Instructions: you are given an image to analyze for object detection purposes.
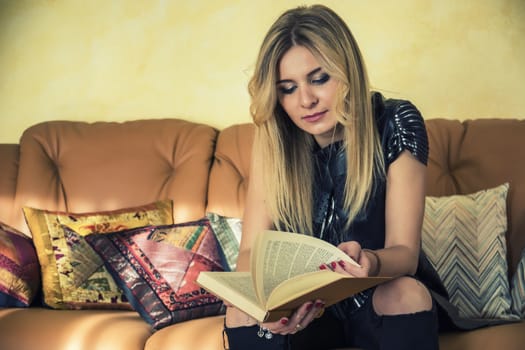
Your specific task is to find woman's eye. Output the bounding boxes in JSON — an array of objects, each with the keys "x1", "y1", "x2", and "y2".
[
  {"x1": 311, "y1": 73, "x2": 330, "y2": 85},
  {"x1": 278, "y1": 85, "x2": 297, "y2": 95}
]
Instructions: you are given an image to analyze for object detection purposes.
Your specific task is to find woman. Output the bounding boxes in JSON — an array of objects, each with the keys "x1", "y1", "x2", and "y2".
[{"x1": 224, "y1": 4, "x2": 442, "y2": 349}]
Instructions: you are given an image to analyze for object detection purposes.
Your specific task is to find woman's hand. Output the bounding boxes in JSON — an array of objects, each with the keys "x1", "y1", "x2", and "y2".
[
  {"x1": 227, "y1": 241, "x2": 377, "y2": 335},
  {"x1": 320, "y1": 241, "x2": 374, "y2": 278},
  {"x1": 261, "y1": 299, "x2": 325, "y2": 335},
  {"x1": 226, "y1": 300, "x2": 325, "y2": 335}
]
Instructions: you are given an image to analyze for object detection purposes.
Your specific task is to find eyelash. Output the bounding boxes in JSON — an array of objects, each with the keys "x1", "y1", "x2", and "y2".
[
  {"x1": 313, "y1": 73, "x2": 330, "y2": 85},
  {"x1": 278, "y1": 73, "x2": 330, "y2": 95}
]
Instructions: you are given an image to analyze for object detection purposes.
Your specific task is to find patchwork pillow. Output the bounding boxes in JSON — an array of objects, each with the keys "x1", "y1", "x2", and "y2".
[
  {"x1": 0, "y1": 222, "x2": 41, "y2": 307},
  {"x1": 22, "y1": 199, "x2": 173, "y2": 309},
  {"x1": 84, "y1": 219, "x2": 225, "y2": 329},
  {"x1": 510, "y1": 248, "x2": 525, "y2": 318},
  {"x1": 206, "y1": 212, "x2": 242, "y2": 271},
  {"x1": 422, "y1": 183, "x2": 518, "y2": 319}
]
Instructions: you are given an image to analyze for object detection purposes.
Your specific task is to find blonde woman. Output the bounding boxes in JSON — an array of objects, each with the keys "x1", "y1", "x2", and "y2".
[{"x1": 225, "y1": 4, "x2": 446, "y2": 349}]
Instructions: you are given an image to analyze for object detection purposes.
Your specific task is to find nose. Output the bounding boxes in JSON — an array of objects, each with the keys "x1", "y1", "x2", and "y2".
[{"x1": 299, "y1": 86, "x2": 318, "y2": 108}]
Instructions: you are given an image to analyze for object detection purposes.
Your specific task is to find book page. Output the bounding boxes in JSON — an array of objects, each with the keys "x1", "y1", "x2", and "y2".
[
  {"x1": 252, "y1": 230, "x2": 359, "y2": 304},
  {"x1": 196, "y1": 271, "x2": 267, "y2": 321},
  {"x1": 265, "y1": 271, "x2": 390, "y2": 320}
]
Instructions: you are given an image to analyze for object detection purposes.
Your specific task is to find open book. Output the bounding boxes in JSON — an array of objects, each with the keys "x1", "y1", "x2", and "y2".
[{"x1": 197, "y1": 230, "x2": 390, "y2": 322}]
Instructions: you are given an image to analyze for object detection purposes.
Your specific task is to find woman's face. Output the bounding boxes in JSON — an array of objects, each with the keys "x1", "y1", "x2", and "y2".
[{"x1": 277, "y1": 45, "x2": 342, "y2": 148}]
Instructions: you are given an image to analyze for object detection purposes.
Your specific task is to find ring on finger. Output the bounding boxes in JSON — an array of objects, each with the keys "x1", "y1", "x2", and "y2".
[{"x1": 295, "y1": 323, "x2": 302, "y2": 331}]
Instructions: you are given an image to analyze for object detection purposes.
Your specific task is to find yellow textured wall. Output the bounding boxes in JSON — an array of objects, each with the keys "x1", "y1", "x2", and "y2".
[{"x1": 0, "y1": 0, "x2": 524, "y2": 143}]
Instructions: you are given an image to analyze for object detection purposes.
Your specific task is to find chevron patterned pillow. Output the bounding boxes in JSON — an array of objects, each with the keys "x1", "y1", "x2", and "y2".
[
  {"x1": 422, "y1": 183, "x2": 519, "y2": 320},
  {"x1": 510, "y1": 248, "x2": 525, "y2": 318}
]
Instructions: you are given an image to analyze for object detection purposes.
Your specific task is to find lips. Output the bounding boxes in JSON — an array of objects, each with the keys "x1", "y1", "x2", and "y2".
[{"x1": 302, "y1": 110, "x2": 328, "y2": 123}]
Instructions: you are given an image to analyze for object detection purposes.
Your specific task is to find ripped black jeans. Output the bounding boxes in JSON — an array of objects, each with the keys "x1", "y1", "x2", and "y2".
[{"x1": 223, "y1": 295, "x2": 439, "y2": 350}]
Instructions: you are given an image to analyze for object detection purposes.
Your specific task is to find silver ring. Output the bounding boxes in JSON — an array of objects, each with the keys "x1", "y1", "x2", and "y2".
[{"x1": 295, "y1": 323, "x2": 302, "y2": 331}]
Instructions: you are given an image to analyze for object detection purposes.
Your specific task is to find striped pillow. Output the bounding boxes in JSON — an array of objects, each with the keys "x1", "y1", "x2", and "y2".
[
  {"x1": 422, "y1": 183, "x2": 518, "y2": 320},
  {"x1": 510, "y1": 249, "x2": 525, "y2": 318}
]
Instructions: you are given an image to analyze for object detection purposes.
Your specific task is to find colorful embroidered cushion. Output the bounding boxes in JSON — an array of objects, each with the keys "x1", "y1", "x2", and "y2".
[
  {"x1": 510, "y1": 248, "x2": 525, "y2": 318},
  {"x1": 84, "y1": 219, "x2": 225, "y2": 329},
  {"x1": 22, "y1": 199, "x2": 173, "y2": 309},
  {"x1": 206, "y1": 212, "x2": 242, "y2": 271},
  {"x1": 422, "y1": 183, "x2": 518, "y2": 319},
  {"x1": 0, "y1": 221, "x2": 41, "y2": 307}
]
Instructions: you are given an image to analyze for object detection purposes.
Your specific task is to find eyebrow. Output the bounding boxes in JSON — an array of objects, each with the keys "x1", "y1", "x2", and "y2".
[{"x1": 276, "y1": 67, "x2": 323, "y2": 84}]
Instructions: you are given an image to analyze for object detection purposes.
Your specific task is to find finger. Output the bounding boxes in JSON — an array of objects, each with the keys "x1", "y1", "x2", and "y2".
[
  {"x1": 344, "y1": 259, "x2": 367, "y2": 277},
  {"x1": 332, "y1": 260, "x2": 355, "y2": 275},
  {"x1": 270, "y1": 301, "x2": 313, "y2": 335},
  {"x1": 337, "y1": 258, "x2": 370, "y2": 277},
  {"x1": 289, "y1": 302, "x2": 314, "y2": 334},
  {"x1": 337, "y1": 241, "x2": 362, "y2": 263},
  {"x1": 298, "y1": 299, "x2": 325, "y2": 331},
  {"x1": 261, "y1": 318, "x2": 290, "y2": 334},
  {"x1": 264, "y1": 318, "x2": 292, "y2": 334},
  {"x1": 322, "y1": 260, "x2": 354, "y2": 276},
  {"x1": 288, "y1": 301, "x2": 313, "y2": 334},
  {"x1": 315, "y1": 306, "x2": 325, "y2": 319},
  {"x1": 356, "y1": 250, "x2": 375, "y2": 277},
  {"x1": 264, "y1": 299, "x2": 327, "y2": 335}
]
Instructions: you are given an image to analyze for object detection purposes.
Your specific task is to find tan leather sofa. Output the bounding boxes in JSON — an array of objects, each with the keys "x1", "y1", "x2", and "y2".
[{"x1": 0, "y1": 118, "x2": 524, "y2": 350}]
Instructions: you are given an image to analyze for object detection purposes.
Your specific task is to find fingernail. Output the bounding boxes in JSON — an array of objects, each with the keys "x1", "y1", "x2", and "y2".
[
  {"x1": 319, "y1": 264, "x2": 327, "y2": 270},
  {"x1": 306, "y1": 302, "x2": 314, "y2": 311},
  {"x1": 315, "y1": 301, "x2": 325, "y2": 308},
  {"x1": 330, "y1": 261, "x2": 337, "y2": 269},
  {"x1": 280, "y1": 318, "x2": 289, "y2": 325},
  {"x1": 338, "y1": 260, "x2": 345, "y2": 268}
]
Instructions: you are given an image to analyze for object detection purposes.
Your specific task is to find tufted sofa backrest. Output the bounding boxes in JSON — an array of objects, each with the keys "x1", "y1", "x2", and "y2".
[
  {"x1": 11, "y1": 119, "x2": 218, "y2": 235},
  {"x1": 2, "y1": 118, "x2": 524, "y2": 274},
  {"x1": 206, "y1": 124, "x2": 254, "y2": 219},
  {"x1": 425, "y1": 118, "x2": 525, "y2": 273},
  {"x1": 207, "y1": 119, "x2": 525, "y2": 274}
]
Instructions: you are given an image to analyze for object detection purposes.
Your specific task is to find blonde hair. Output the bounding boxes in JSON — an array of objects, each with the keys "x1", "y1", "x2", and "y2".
[{"x1": 249, "y1": 5, "x2": 385, "y2": 235}]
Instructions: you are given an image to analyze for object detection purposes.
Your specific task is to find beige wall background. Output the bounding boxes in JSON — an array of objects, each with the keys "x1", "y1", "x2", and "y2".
[{"x1": 0, "y1": 0, "x2": 524, "y2": 143}]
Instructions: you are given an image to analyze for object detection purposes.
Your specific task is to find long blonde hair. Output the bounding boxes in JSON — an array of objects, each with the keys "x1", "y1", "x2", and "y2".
[{"x1": 248, "y1": 5, "x2": 385, "y2": 235}]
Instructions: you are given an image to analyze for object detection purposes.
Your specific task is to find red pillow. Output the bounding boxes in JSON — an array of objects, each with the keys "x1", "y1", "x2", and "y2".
[
  {"x1": 0, "y1": 222, "x2": 41, "y2": 307},
  {"x1": 83, "y1": 218, "x2": 225, "y2": 329}
]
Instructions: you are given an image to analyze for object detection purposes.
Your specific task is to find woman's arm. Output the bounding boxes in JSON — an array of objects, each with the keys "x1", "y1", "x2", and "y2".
[
  {"x1": 227, "y1": 145, "x2": 324, "y2": 334},
  {"x1": 380, "y1": 149, "x2": 426, "y2": 276},
  {"x1": 225, "y1": 145, "x2": 273, "y2": 327},
  {"x1": 337, "y1": 150, "x2": 426, "y2": 277},
  {"x1": 235, "y1": 146, "x2": 274, "y2": 272}
]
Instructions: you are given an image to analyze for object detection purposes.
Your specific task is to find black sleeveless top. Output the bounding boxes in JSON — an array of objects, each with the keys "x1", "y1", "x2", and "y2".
[
  {"x1": 310, "y1": 93, "x2": 512, "y2": 330},
  {"x1": 311, "y1": 93, "x2": 454, "y2": 321},
  {"x1": 312, "y1": 92, "x2": 429, "y2": 250}
]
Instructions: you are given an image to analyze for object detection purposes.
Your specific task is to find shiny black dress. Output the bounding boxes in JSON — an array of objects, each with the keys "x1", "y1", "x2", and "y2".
[{"x1": 311, "y1": 93, "x2": 502, "y2": 330}]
